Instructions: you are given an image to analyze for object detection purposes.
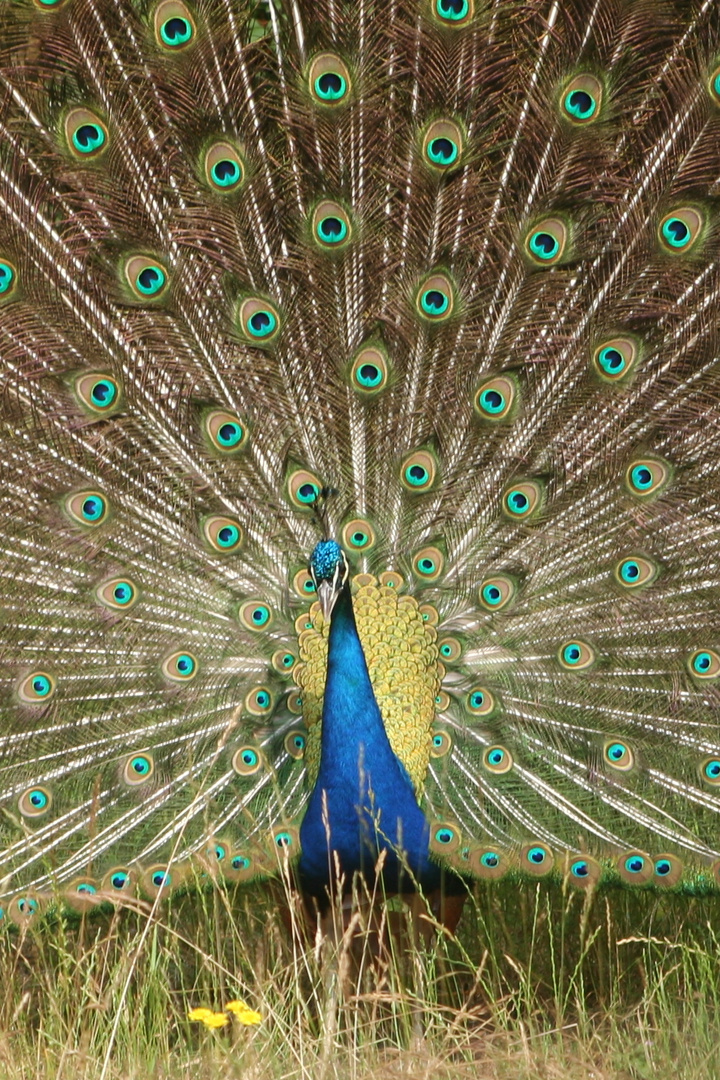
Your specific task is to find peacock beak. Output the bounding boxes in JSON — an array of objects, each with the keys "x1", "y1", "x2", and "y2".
[{"x1": 316, "y1": 579, "x2": 341, "y2": 622}]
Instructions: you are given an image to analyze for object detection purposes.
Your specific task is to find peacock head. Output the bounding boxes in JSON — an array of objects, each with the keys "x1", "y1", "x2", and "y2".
[{"x1": 309, "y1": 539, "x2": 348, "y2": 620}]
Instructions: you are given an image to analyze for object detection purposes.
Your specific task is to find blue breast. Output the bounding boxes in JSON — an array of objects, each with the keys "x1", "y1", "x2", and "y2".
[{"x1": 298, "y1": 584, "x2": 439, "y2": 895}]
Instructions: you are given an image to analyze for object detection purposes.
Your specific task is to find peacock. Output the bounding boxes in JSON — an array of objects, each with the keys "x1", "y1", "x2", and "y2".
[{"x1": 2, "y1": 0, "x2": 720, "y2": 933}]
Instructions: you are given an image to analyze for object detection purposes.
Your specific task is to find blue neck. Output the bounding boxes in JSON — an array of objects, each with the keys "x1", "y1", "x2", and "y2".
[{"x1": 298, "y1": 583, "x2": 436, "y2": 894}]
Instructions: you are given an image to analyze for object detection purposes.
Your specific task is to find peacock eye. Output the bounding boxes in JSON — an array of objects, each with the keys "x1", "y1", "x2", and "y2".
[
  {"x1": 350, "y1": 346, "x2": 389, "y2": 395},
  {"x1": 430, "y1": 731, "x2": 452, "y2": 757},
  {"x1": 483, "y1": 745, "x2": 513, "y2": 774},
  {"x1": 603, "y1": 739, "x2": 635, "y2": 771},
  {"x1": 412, "y1": 546, "x2": 444, "y2": 581},
  {"x1": 478, "y1": 574, "x2": 516, "y2": 611},
  {"x1": 202, "y1": 515, "x2": 244, "y2": 554},
  {"x1": 161, "y1": 651, "x2": 198, "y2": 682},
  {"x1": 342, "y1": 517, "x2": 377, "y2": 551},
  {"x1": 308, "y1": 53, "x2": 351, "y2": 106},
  {"x1": 688, "y1": 648, "x2": 720, "y2": 680},
  {"x1": 313, "y1": 201, "x2": 351, "y2": 248},
  {"x1": 433, "y1": 0, "x2": 473, "y2": 25},
  {"x1": 123, "y1": 754, "x2": 154, "y2": 786},
  {"x1": 400, "y1": 450, "x2": 437, "y2": 492},
  {"x1": 625, "y1": 457, "x2": 670, "y2": 498},
  {"x1": 0, "y1": 259, "x2": 17, "y2": 297},
  {"x1": 525, "y1": 218, "x2": 568, "y2": 264},
  {"x1": 437, "y1": 637, "x2": 462, "y2": 662},
  {"x1": 474, "y1": 375, "x2": 517, "y2": 421},
  {"x1": 18, "y1": 787, "x2": 52, "y2": 818},
  {"x1": 658, "y1": 207, "x2": 704, "y2": 253},
  {"x1": 233, "y1": 746, "x2": 262, "y2": 775},
  {"x1": 75, "y1": 373, "x2": 121, "y2": 415},
  {"x1": 422, "y1": 119, "x2": 463, "y2": 170},
  {"x1": 245, "y1": 686, "x2": 273, "y2": 715},
  {"x1": 502, "y1": 480, "x2": 542, "y2": 520},
  {"x1": 467, "y1": 687, "x2": 494, "y2": 716},
  {"x1": 287, "y1": 468, "x2": 323, "y2": 510},
  {"x1": 558, "y1": 639, "x2": 595, "y2": 670},
  {"x1": 155, "y1": 1, "x2": 196, "y2": 49},
  {"x1": 593, "y1": 336, "x2": 638, "y2": 382},
  {"x1": 417, "y1": 274, "x2": 454, "y2": 319},
  {"x1": 617, "y1": 852, "x2": 653, "y2": 884},
  {"x1": 429, "y1": 822, "x2": 461, "y2": 854},
  {"x1": 284, "y1": 731, "x2": 307, "y2": 759},
  {"x1": 204, "y1": 141, "x2": 245, "y2": 192},
  {"x1": 239, "y1": 601, "x2": 273, "y2": 631},
  {"x1": 204, "y1": 410, "x2": 248, "y2": 454},
  {"x1": 124, "y1": 255, "x2": 169, "y2": 300},
  {"x1": 65, "y1": 491, "x2": 109, "y2": 527},
  {"x1": 614, "y1": 556, "x2": 657, "y2": 589},
  {"x1": 561, "y1": 75, "x2": 603, "y2": 124},
  {"x1": 17, "y1": 671, "x2": 56, "y2": 704},
  {"x1": 700, "y1": 757, "x2": 720, "y2": 785},
  {"x1": 237, "y1": 297, "x2": 281, "y2": 343},
  {"x1": 65, "y1": 108, "x2": 109, "y2": 158},
  {"x1": 97, "y1": 577, "x2": 139, "y2": 611},
  {"x1": 520, "y1": 843, "x2": 554, "y2": 876}
]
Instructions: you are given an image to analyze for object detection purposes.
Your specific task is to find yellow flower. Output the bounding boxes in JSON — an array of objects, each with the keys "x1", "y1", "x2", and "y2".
[
  {"x1": 225, "y1": 999, "x2": 263, "y2": 1025},
  {"x1": 188, "y1": 1007, "x2": 229, "y2": 1028}
]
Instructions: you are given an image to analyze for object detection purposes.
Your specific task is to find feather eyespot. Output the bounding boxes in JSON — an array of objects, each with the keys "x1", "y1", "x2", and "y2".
[
  {"x1": 616, "y1": 851, "x2": 652, "y2": 885},
  {"x1": 658, "y1": 208, "x2": 704, "y2": 253},
  {"x1": 238, "y1": 601, "x2": 273, "y2": 632},
  {"x1": 161, "y1": 651, "x2": 198, "y2": 682},
  {"x1": 312, "y1": 201, "x2": 351, "y2": 248},
  {"x1": 287, "y1": 467, "x2": 323, "y2": 510},
  {"x1": 64, "y1": 108, "x2": 108, "y2": 158},
  {"x1": 122, "y1": 753, "x2": 154, "y2": 786},
  {"x1": 466, "y1": 687, "x2": 495, "y2": 716},
  {"x1": 202, "y1": 515, "x2": 244, "y2": 554},
  {"x1": 292, "y1": 568, "x2": 316, "y2": 598},
  {"x1": 272, "y1": 649, "x2": 297, "y2": 675},
  {"x1": 245, "y1": 686, "x2": 273, "y2": 716},
  {"x1": 400, "y1": 449, "x2": 437, "y2": 492},
  {"x1": 411, "y1": 546, "x2": 444, "y2": 581},
  {"x1": 614, "y1": 556, "x2": 657, "y2": 589},
  {"x1": 270, "y1": 826, "x2": 300, "y2": 854},
  {"x1": 502, "y1": 480, "x2": 542, "y2": 520},
  {"x1": 18, "y1": 787, "x2": 52, "y2": 818},
  {"x1": 416, "y1": 274, "x2": 455, "y2": 320},
  {"x1": 309, "y1": 54, "x2": 351, "y2": 106},
  {"x1": 204, "y1": 410, "x2": 247, "y2": 454},
  {"x1": 350, "y1": 346, "x2": 388, "y2": 396},
  {"x1": 75, "y1": 373, "x2": 122, "y2": 415},
  {"x1": 64, "y1": 491, "x2": 109, "y2": 527},
  {"x1": 422, "y1": 120, "x2": 463, "y2": 169},
  {"x1": 341, "y1": 518, "x2": 377, "y2": 552},
  {"x1": 479, "y1": 574, "x2": 516, "y2": 611},
  {"x1": 429, "y1": 822, "x2": 461, "y2": 854},
  {"x1": 474, "y1": 375, "x2": 517, "y2": 420},
  {"x1": 688, "y1": 648, "x2": 720, "y2": 680},
  {"x1": 603, "y1": 739, "x2": 635, "y2": 771},
  {"x1": 237, "y1": 297, "x2": 280, "y2": 343},
  {"x1": 433, "y1": 0, "x2": 473, "y2": 25},
  {"x1": 561, "y1": 75, "x2": 603, "y2": 124},
  {"x1": 652, "y1": 854, "x2": 683, "y2": 887},
  {"x1": 17, "y1": 671, "x2": 56, "y2": 704},
  {"x1": 592, "y1": 337, "x2": 638, "y2": 382},
  {"x1": 625, "y1": 457, "x2": 670, "y2": 498},
  {"x1": 124, "y1": 256, "x2": 168, "y2": 300},
  {"x1": 483, "y1": 745, "x2": 513, "y2": 775},
  {"x1": 233, "y1": 746, "x2": 262, "y2": 775},
  {"x1": 525, "y1": 218, "x2": 568, "y2": 264},
  {"x1": 558, "y1": 640, "x2": 595, "y2": 670},
  {"x1": 204, "y1": 142, "x2": 245, "y2": 192},
  {"x1": 520, "y1": 843, "x2": 554, "y2": 877},
  {"x1": 97, "y1": 577, "x2": 138, "y2": 611},
  {"x1": 700, "y1": 757, "x2": 720, "y2": 786},
  {"x1": 419, "y1": 604, "x2": 439, "y2": 626},
  {"x1": 155, "y1": 1, "x2": 195, "y2": 49},
  {"x1": 709, "y1": 65, "x2": 720, "y2": 105},
  {"x1": 102, "y1": 868, "x2": 135, "y2": 894},
  {"x1": 469, "y1": 847, "x2": 507, "y2": 880},
  {"x1": 437, "y1": 637, "x2": 462, "y2": 662},
  {"x1": 566, "y1": 856, "x2": 601, "y2": 888},
  {"x1": 430, "y1": 731, "x2": 452, "y2": 757},
  {"x1": 284, "y1": 731, "x2": 306, "y2": 759},
  {"x1": 0, "y1": 259, "x2": 17, "y2": 299}
]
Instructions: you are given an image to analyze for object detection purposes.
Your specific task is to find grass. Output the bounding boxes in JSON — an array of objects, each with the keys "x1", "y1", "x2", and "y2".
[{"x1": 1, "y1": 876, "x2": 719, "y2": 1080}]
